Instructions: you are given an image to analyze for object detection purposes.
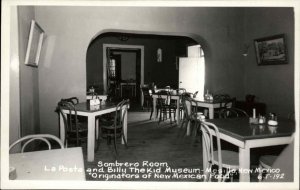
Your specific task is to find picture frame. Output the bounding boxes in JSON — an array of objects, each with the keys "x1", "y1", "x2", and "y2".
[
  {"x1": 24, "y1": 20, "x2": 45, "y2": 67},
  {"x1": 254, "y1": 34, "x2": 287, "y2": 66}
]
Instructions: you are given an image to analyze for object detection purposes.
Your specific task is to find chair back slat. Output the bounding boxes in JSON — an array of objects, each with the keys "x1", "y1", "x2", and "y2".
[
  {"x1": 112, "y1": 99, "x2": 129, "y2": 138},
  {"x1": 9, "y1": 134, "x2": 64, "y2": 153},
  {"x1": 219, "y1": 107, "x2": 249, "y2": 118},
  {"x1": 157, "y1": 90, "x2": 170, "y2": 106},
  {"x1": 56, "y1": 97, "x2": 88, "y2": 147},
  {"x1": 200, "y1": 121, "x2": 223, "y2": 182},
  {"x1": 57, "y1": 100, "x2": 78, "y2": 132},
  {"x1": 182, "y1": 96, "x2": 201, "y2": 120},
  {"x1": 21, "y1": 137, "x2": 52, "y2": 152},
  {"x1": 60, "y1": 97, "x2": 79, "y2": 105}
]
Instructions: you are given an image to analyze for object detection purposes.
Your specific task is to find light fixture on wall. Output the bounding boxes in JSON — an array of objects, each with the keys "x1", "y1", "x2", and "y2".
[
  {"x1": 118, "y1": 35, "x2": 129, "y2": 41},
  {"x1": 242, "y1": 44, "x2": 250, "y2": 57},
  {"x1": 157, "y1": 48, "x2": 162, "y2": 62}
]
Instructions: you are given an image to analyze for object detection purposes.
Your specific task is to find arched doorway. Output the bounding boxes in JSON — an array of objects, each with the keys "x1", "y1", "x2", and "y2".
[{"x1": 86, "y1": 31, "x2": 205, "y2": 106}]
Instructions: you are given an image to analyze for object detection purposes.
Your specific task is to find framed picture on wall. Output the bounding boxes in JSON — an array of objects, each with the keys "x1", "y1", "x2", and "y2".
[
  {"x1": 254, "y1": 34, "x2": 287, "y2": 66},
  {"x1": 24, "y1": 20, "x2": 45, "y2": 67}
]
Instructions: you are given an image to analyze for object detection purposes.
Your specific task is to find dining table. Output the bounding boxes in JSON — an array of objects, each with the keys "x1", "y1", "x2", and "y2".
[
  {"x1": 59, "y1": 101, "x2": 128, "y2": 162},
  {"x1": 188, "y1": 97, "x2": 229, "y2": 119},
  {"x1": 203, "y1": 117, "x2": 295, "y2": 182},
  {"x1": 9, "y1": 147, "x2": 86, "y2": 180},
  {"x1": 184, "y1": 97, "x2": 229, "y2": 135}
]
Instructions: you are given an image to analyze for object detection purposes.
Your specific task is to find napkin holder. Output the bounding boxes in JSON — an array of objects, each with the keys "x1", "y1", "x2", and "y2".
[
  {"x1": 249, "y1": 108, "x2": 259, "y2": 124},
  {"x1": 249, "y1": 117, "x2": 259, "y2": 124},
  {"x1": 89, "y1": 104, "x2": 100, "y2": 111},
  {"x1": 88, "y1": 98, "x2": 100, "y2": 106}
]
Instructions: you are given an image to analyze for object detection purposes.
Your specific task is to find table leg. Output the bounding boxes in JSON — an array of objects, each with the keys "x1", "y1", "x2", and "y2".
[
  {"x1": 87, "y1": 116, "x2": 95, "y2": 162},
  {"x1": 186, "y1": 101, "x2": 191, "y2": 136},
  {"x1": 239, "y1": 147, "x2": 251, "y2": 182},
  {"x1": 122, "y1": 108, "x2": 128, "y2": 144},
  {"x1": 209, "y1": 107, "x2": 214, "y2": 119},
  {"x1": 176, "y1": 99, "x2": 180, "y2": 125},
  {"x1": 59, "y1": 112, "x2": 66, "y2": 146},
  {"x1": 95, "y1": 118, "x2": 99, "y2": 140},
  {"x1": 153, "y1": 97, "x2": 157, "y2": 120}
]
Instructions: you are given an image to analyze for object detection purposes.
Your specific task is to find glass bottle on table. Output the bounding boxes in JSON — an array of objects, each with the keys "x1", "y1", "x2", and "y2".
[{"x1": 204, "y1": 90, "x2": 209, "y2": 101}]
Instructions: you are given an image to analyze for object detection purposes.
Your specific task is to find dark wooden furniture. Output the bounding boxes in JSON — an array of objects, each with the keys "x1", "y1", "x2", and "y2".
[
  {"x1": 235, "y1": 101, "x2": 266, "y2": 116},
  {"x1": 180, "y1": 96, "x2": 203, "y2": 137},
  {"x1": 156, "y1": 91, "x2": 177, "y2": 124},
  {"x1": 152, "y1": 92, "x2": 181, "y2": 125},
  {"x1": 56, "y1": 98, "x2": 88, "y2": 147},
  {"x1": 99, "y1": 99, "x2": 129, "y2": 159},
  {"x1": 141, "y1": 86, "x2": 152, "y2": 110},
  {"x1": 59, "y1": 101, "x2": 129, "y2": 162},
  {"x1": 218, "y1": 107, "x2": 249, "y2": 118}
]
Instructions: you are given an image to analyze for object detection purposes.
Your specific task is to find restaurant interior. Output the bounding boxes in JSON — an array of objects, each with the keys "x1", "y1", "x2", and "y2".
[{"x1": 2, "y1": 2, "x2": 299, "y2": 189}]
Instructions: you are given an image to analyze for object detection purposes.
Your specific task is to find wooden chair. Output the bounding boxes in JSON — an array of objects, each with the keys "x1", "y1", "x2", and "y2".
[
  {"x1": 59, "y1": 97, "x2": 87, "y2": 122},
  {"x1": 179, "y1": 96, "x2": 203, "y2": 137},
  {"x1": 258, "y1": 144, "x2": 293, "y2": 182},
  {"x1": 200, "y1": 121, "x2": 239, "y2": 182},
  {"x1": 99, "y1": 99, "x2": 129, "y2": 159},
  {"x1": 218, "y1": 107, "x2": 248, "y2": 152},
  {"x1": 9, "y1": 134, "x2": 64, "y2": 153},
  {"x1": 212, "y1": 94, "x2": 235, "y2": 118},
  {"x1": 141, "y1": 86, "x2": 152, "y2": 110},
  {"x1": 56, "y1": 100, "x2": 88, "y2": 147},
  {"x1": 156, "y1": 91, "x2": 176, "y2": 124},
  {"x1": 257, "y1": 155, "x2": 277, "y2": 182},
  {"x1": 60, "y1": 97, "x2": 79, "y2": 105},
  {"x1": 218, "y1": 107, "x2": 249, "y2": 118},
  {"x1": 257, "y1": 115, "x2": 294, "y2": 182},
  {"x1": 175, "y1": 88, "x2": 186, "y2": 119}
]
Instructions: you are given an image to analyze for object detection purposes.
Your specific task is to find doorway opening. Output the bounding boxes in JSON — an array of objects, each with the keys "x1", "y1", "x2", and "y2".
[
  {"x1": 103, "y1": 44, "x2": 144, "y2": 103},
  {"x1": 86, "y1": 32, "x2": 206, "y2": 110}
]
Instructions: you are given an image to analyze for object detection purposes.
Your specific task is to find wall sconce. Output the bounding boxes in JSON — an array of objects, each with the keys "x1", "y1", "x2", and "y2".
[
  {"x1": 117, "y1": 35, "x2": 129, "y2": 41},
  {"x1": 242, "y1": 44, "x2": 250, "y2": 57},
  {"x1": 157, "y1": 48, "x2": 162, "y2": 62}
]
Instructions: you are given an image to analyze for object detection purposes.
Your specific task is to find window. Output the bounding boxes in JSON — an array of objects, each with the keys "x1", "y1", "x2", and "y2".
[{"x1": 109, "y1": 59, "x2": 116, "y2": 79}]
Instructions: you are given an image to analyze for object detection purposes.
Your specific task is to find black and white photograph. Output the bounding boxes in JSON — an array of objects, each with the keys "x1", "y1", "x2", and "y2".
[{"x1": 1, "y1": 0, "x2": 299, "y2": 190}]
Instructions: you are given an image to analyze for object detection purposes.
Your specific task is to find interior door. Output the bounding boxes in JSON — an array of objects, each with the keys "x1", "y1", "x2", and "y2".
[{"x1": 179, "y1": 57, "x2": 204, "y2": 97}]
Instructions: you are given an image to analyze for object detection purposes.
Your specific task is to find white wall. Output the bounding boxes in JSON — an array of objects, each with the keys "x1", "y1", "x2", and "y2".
[
  {"x1": 33, "y1": 6, "x2": 247, "y2": 135},
  {"x1": 8, "y1": 6, "x2": 21, "y2": 145},
  {"x1": 243, "y1": 8, "x2": 294, "y2": 117},
  {"x1": 18, "y1": 6, "x2": 40, "y2": 136}
]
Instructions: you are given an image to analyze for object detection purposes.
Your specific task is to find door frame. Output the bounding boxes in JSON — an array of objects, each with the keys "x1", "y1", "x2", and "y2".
[{"x1": 103, "y1": 44, "x2": 144, "y2": 94}]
